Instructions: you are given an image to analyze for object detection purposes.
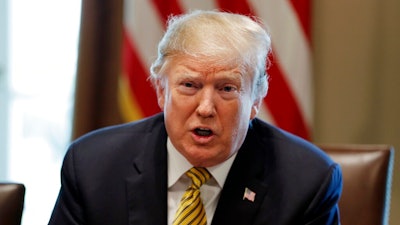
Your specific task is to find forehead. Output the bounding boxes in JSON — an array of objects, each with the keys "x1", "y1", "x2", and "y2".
[{"x1": 161, "y1": 55, "x2": 246, "y2": 77}]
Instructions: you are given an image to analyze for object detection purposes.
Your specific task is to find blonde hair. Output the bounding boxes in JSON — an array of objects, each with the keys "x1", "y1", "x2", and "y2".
[{"x1": 150, "y1": 10, "x2": 271, "y2": 101}]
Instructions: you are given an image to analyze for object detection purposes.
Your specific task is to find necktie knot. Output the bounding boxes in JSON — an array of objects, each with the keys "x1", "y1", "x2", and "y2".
[{"x1": 186, "y1": 167, "x2": 211, "y2": 189}]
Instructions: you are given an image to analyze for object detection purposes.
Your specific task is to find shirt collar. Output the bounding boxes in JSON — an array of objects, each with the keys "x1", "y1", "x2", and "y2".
[{"x1": 167, "y1": 137, "x2": 237, "y2": 188}]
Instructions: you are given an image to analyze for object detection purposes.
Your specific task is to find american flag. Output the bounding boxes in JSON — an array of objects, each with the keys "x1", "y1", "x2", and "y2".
[
  {"x1": 243, "y1": 187, "x2": 256, "y2": 202},
  {"x1": 119, "y1": 0, "x2": 312, "y2": 140}
]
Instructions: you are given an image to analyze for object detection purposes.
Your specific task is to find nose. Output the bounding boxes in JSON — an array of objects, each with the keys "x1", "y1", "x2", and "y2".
[{"x1": 196, "y1": 88, "x2": 216, "y2": 118}]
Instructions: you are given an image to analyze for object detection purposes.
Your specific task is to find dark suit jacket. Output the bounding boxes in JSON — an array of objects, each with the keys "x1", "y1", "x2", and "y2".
[{"x1": 49, "y1": 113, "x2": 342, "y2": 225}]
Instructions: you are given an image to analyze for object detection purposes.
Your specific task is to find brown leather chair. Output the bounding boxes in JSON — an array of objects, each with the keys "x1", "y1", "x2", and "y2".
[
  {"x1": 0, "y1": 183, "x2": 25, "y2": 225},
  {"x1": 319, "y1": 144, "x2": 394, "y2": 225}
]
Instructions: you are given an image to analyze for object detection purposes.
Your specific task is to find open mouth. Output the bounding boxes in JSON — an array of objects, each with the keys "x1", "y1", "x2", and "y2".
[{"x1": 194, "y1": 128, "x2": 213, "y2": 137}]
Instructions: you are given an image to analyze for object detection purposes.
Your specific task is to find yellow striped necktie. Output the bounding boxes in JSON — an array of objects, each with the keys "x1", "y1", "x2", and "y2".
[{"x1": 173, "y1": 167, "x2": 211, "y2": 225}]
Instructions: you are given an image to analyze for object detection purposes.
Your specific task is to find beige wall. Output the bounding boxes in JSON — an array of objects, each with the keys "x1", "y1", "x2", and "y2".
[{"x1": 313, "y1": 0, "x2": 400, "y2": 223}]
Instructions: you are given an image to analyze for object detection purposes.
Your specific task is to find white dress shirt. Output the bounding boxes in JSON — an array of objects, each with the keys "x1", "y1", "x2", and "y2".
[{"x1": 167, "y1": 138, "x2": 237, "y2": 225}]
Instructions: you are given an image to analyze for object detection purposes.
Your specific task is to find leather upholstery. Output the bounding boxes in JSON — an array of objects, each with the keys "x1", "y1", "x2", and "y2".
[
  {"x1": 0, "y1": 183, "x2": 25, "y2": 225},
  {"x1": 319, "y1": 144, "x2": 394, "y2": 225}
]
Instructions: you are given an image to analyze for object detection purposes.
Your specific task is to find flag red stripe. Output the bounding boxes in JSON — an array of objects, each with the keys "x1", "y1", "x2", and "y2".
[
  {"x1": 122, "y1": 30, "x2": 160, "y2": 117},
  {"x1": 289, "y1": 0, "x2": 311, "y2": 42},
  {"x1": 151, "y1": 0, "x2": 184, "y2": 23},
  {"x1": 216, "y1": 0, "x2": 254, "y2": 14},
  {"x1": 265, "y1": 55, "x2": 310, "y2": 139}
]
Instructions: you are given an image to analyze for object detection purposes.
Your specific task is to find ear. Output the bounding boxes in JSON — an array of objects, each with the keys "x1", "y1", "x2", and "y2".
[
  {"x1": 155, "y1": 79, "x2": 165, "y2": 110},
  {"x1": 250, "y1": 99, "x2": 262, "y2": 120}
]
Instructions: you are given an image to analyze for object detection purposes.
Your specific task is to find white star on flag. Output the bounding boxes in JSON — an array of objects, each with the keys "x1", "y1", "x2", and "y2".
[{"x1": 243, "y1": 187, "x2": 256, "y2": 202}]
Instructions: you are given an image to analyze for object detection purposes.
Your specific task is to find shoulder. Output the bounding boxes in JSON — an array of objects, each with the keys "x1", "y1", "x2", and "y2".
[
  {"x1": 247, "y1": 118, "x2": 342, "y2": 222},
  {"x1": 247, "y1": 118, "x2": 339, "y2": 183},
  {"x1": 72, "y1": 113, "x2": 165, "y2": 147},
  {"x1": 60, "y1": 113, "x2": 167, "y2": 185},
  {"x1": 75, "y1": 113, "x2": 164, "y2": 140},
  {"x1": 64, "y1": 113, "x2": 166, "y2": 163},
  {"x1": 249, "y1": 118, "x2": 334, "y2": 166}
]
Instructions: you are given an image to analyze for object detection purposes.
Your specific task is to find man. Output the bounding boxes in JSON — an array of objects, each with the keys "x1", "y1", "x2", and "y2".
[{"x1": 49, "y1": 10, "x2": 342, "y2": 225}]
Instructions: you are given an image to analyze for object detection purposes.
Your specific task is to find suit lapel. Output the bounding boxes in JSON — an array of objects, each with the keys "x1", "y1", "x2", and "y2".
[
  {"x1": 125, "y1": 119, "x2": 169, "y2": 225},
  {"x1": 211, "y1": 123, "x2": 270, "y2": 225}
]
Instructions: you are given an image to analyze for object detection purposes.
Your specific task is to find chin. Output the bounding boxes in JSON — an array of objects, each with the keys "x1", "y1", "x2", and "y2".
[{"x1": 185, "y1": 149, "x2": 227, "y2": 167}]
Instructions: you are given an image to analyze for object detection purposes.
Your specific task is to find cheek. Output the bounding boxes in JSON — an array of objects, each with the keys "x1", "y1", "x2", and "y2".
[
  {"x1": 164, "y1": 91, "x2": 180, "y2": 109},
  {"x1": 161, "y1": 87, "x2": 180, "y2": 110},
  {"x1": 219, "y1": 102, "x2": 243, "y2": 130},
  {"x1": 164, "y1": 91, "x2": 193, "y2": 117},
  {"x1": 221, "y1": 99, "x2": 253, "y2": 137}
]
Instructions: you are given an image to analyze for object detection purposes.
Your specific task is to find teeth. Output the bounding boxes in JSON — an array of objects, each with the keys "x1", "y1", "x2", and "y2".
[{"x1": 195, "y1": 128, "x2": 212, "y2": 136}]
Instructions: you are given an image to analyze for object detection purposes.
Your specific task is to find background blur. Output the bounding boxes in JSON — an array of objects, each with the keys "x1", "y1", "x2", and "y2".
[
  {"x1": 0, "y1": 0, "x2": 80, "y2": 224},
  {"x1": 313, "y1": 1, "x2": 400, "y2": 224},
  {"x1": 0, "y1": 0, "x2": 398, "y2": 224}
]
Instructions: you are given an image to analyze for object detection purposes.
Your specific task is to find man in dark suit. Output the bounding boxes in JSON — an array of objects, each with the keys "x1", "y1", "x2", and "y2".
[{"x1": 49, "y1": 10, "x2": 342, "y2": 225}]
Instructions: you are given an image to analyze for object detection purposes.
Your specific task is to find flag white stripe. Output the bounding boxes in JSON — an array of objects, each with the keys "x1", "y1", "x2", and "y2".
[
  {"x1": 179, "y1": 0, "x2": 218, "y2": 12},
  {"x1": 124, "y1": 0, "x2": 164, "y2": 69},
  {"x1": 250, "y1": 0, "x2": 313, "y2": 125}
]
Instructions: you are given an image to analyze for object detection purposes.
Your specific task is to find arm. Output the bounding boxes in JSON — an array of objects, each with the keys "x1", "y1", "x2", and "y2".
[
  {"x1": 303, "y1": 163, "x2": 343, "y2": 225},
  {"x1": 48, "y1": 145, "x2": 85, "y2": 225}
]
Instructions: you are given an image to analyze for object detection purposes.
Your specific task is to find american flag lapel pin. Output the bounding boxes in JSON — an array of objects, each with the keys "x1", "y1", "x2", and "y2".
[{"x1": 243, "y1": 187, "x2": 256, "y2": 202}]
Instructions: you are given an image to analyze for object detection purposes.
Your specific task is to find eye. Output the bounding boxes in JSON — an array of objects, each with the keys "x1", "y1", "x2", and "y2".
[
  {"x1": 181, "y1": 81, "x2": 199, "y2": 90},
  {"x1": 177, "y1": 81, "x2": 199, "y2": 95},
  {"x1": 222, "y1": 85, "x2": 237, "y2": 92},
  {"x1": 220, "y1": 84, "x2": 238, "y2": 93},
  {"x1": 219, "y1": 84, "x2": 240, "y2": 100},
  {"x1": 183, "y1": 82, "x2": 194, "y2": 88}
]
